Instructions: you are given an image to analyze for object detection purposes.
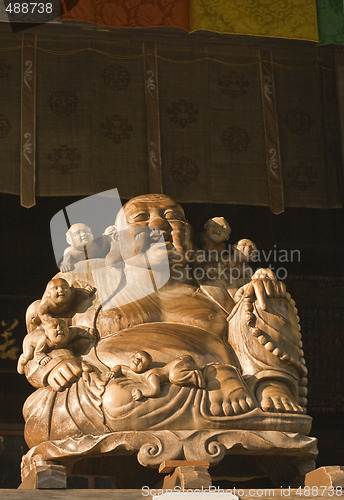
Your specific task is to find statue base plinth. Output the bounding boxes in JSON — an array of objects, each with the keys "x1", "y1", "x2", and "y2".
[
  {"x1": 305, "y1": 466, "x2": 344, "y2": 488},
  {"x1": 159, "y1": 461, "x2": 212, "y2": 489},
  {"x1": 19, "y1": 463, "x2": 67, "y2": 490},
  {"x1": 20, "y1": 429, "x2": 318, "y2": 489}
]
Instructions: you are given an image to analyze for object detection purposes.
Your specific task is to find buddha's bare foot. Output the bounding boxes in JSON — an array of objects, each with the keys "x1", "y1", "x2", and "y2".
[
  {"x1": 220, "y1": 386, "x2": 256, "y2": 416},
  {"x1": 257, "y1": 381, "x2": 304, "y2": 413},
  {"x1": 205, "y1": 364, "x2": 256, "y2": 417}
]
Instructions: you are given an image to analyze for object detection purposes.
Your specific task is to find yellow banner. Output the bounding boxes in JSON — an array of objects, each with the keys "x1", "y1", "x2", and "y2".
[{"x1": 190, "y1": 0, "x2": 319, "y2": 41}]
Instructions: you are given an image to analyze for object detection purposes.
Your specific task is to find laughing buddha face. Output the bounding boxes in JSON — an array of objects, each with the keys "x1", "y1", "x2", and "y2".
[{"x1": 115, "y1": 194, "x2": 192, "y2": 260}]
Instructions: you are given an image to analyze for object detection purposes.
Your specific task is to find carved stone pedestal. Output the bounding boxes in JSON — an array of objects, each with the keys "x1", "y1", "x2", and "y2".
[
  {"x1": 305, "y1": 466, "x2": 344, "y2": 488},
  {"x1": 20, "y1": 429, "x2": 317, "y2": 489},
  {"x1": 159, "y1": 460, "x2": 211, "y2": 489},
  {"x1": 19, "y1": 463, "x2": 67, "y2": 490}
]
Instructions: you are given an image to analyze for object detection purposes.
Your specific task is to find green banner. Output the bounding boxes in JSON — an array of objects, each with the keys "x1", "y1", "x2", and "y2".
[{"x1": 317, "y1": 0, "x2": 344, "y2": 45}]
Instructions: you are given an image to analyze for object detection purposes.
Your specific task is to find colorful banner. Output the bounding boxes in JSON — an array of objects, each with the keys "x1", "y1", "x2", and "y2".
[
  {"x1": 61, "y1": 0, "x2": 320, "y2": 43},
  {"x1": 190, "y1": 0, "x2": 319, "y2": 41},
  {"x1": 6, "y1": 0, "x2": 344, "y2": 47},
  {"x1": 316, "y1": 0, "x2": 344, "y2": 45},
  {"x1": 60, "y1": 0, "x2": 189, "y2": 31}
]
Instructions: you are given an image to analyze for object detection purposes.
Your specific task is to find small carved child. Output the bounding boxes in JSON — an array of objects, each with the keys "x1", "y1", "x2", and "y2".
[
  {"x1": 196, "y1": 217, "x2": 231, "y2": 263},
  {"x1": 227, "y1": 239, "x2": 258, "y2": 291},
  {"x1": 26, "y1": 278, "x2": 95, "y2": 334},
  {"x1": 107, "y1": 351, "x2": 205, "y2": 401},
  {"x1": 60, "y1": 223, "x2": 111, "y2": 272},
  {"x1": 232, "y1": 239, "x2": 257, "y2": 273},
  {"x1": 17, "y1": 318, "x2": 98, "y2": 374}
]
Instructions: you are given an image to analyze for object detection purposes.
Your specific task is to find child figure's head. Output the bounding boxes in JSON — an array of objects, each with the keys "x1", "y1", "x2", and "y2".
[
  {"x1": 66, "y1": 223, "x2": 94, "y2": 251},
  {"x1": 234, "y1": 239, "x2": 257, "y2": 262},
  {"x1": 129, "y1": 350, "x2": 152, "y2": 373},
  {"x1": 204, "y1": 217, "x2": 231, "y2": 244},
  {"x1": 45, "y1": 278, "x2": 73, "y2": 305},
  {"x1": 44, "y1": 318, "x2": 69, "y2": 345}
]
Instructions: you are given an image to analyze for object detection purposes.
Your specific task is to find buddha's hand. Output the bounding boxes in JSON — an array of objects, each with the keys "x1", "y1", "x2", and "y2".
[
  {"x1": 170, "y1": 220, "x2": 192, "y2": 259},
  {"x1": 47, "y1": 359, "x2": 82, "y2": 392},
  {"x1": 243, "y1": 268, "x2": 286, "y2": 311}
]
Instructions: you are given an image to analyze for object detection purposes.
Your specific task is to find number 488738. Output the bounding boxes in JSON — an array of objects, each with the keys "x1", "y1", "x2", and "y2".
[{"x1": 5, "y1": 3, "x2": 53, "y2": 14}]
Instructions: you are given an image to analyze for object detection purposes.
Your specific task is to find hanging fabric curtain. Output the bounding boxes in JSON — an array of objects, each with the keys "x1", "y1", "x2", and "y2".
[
  {"x1": 190, "y1": 0, "x2": 319, "y2": 41},
  {"x1": 316, "y1": 0, "x2": 344, "y2": 45},
  {"x1": 0, "y1": 31, "x2": 342, "y2": 209},
  {"x1": 60, "y1": 0, "x2": 189, "y2": 31}
]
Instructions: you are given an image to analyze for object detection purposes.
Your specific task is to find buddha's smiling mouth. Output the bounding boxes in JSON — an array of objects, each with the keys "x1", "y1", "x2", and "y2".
[{"x1": 149, "y1": 228, "x2": 170, "y2": 242}]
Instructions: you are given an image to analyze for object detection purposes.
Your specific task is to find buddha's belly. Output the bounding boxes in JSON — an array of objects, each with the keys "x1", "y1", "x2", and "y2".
[
  {"x1": 96, "y1": 284, "x2": 229, "y2": 339},
  {"x1": 159, "y1": 285, "x2": 229, "y2": 337},
  {"x1": 96, "y1": 322, "x2": 233, "y2": 369}
]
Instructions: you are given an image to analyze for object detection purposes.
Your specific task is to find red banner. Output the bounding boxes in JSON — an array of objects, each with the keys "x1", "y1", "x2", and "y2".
[{"x1": 61, "y1": 0, "x2": 189, "y2": 31}]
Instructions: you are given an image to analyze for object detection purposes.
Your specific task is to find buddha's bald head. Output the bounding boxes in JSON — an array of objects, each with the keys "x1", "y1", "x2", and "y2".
[
  {"x1": 115, "y1": 194, "x2": 186, "y2": 231},
  {"x1": 113, "y1": 194, "x2": 191, "y2": 261}
]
